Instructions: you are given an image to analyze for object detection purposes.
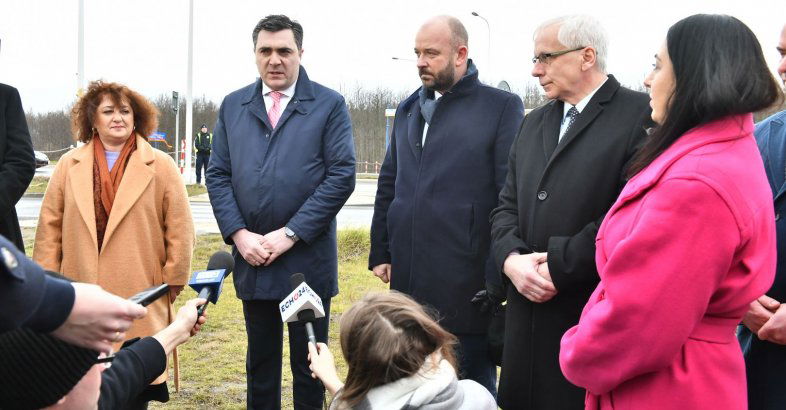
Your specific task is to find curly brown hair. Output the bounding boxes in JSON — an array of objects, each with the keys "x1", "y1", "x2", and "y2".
[{"x1": 71, "y1": 80, "x2": 159, "y2": 143}]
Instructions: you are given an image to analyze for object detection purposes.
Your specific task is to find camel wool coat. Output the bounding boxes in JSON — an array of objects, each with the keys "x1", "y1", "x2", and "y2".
[{"x1": 33, "y1": 135, "x2": 194, "y2": 384}]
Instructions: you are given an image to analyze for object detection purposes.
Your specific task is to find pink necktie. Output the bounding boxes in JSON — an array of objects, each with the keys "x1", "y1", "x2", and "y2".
[{"x1": 268, "y1": 91, "x2": 283, "y2": 128}]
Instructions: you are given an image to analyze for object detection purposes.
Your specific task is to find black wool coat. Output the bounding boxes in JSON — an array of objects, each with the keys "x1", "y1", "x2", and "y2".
[
  {"x1": 490, "y1": 75, "x2": 651, "y2": 409},
  {"x1": 0, "y1": 84, "x2": 35, "y2": 252}
]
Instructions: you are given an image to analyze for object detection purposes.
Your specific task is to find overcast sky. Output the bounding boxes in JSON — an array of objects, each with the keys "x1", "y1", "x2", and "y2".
[{"x1": 0, "y1": 0, "x2": 783, "y2": 114}]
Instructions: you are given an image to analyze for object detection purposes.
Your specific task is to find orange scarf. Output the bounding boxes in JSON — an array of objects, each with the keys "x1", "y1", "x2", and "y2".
[{"x1": 93, "y1": 135, "x2": 137, "y2": 249}]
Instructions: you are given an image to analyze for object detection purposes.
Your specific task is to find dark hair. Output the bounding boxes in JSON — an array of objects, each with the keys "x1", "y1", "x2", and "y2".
[
  {"x1": 252, "y1": 14, "x2": 303, "y2": 50},
  {"x1": 628, "y1": 14, "x2": 784, "y2": 177},
  {"x1": 336, "y1": 292, "x2": 457, "y2": 408},
  {"x1": 71, "y1": 80, "x2": 159, "y2": 143}
]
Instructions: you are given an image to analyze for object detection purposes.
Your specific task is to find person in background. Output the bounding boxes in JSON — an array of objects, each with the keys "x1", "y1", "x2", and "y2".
[
  {"x1": 739, "y1": 21, "x2": 786, "y2": 410},
  {"x1": 194, "y1": 124, "x2": 212, "y2": 186},
  {"x1": 33, "y1": 80, "x2": 195, "y2": 406},
  {"x1": 559, "y1": 14, "x2": 783, "y2": 409},
  {"x1": 307, "y1": 292, "x2": 496, "y2": 410}
]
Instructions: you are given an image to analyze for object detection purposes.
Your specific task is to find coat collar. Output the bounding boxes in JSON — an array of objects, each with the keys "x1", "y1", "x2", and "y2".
[
  {"x1": 543, "y1": 75, "x2": 620, "y2": 163},
  {"x1": 68, "y1": 135, "x2": 155, "y2": 252},
  {"x1": 617, "y1": 113, "x2": 754, "y2": 205},
  {"x1": 242, "y1": 66, "x2": 314, "y2": 131}
]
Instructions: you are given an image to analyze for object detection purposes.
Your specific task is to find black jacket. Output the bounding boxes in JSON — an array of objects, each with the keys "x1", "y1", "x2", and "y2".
[
  {"x1": 490, "y1": 76, "x2": 651, "y2": 409},
  {"x1": 99, "y1": 337, "x2": 167, "y2": 409},
  {"x1": 370, "y1": 63, "x2": 524, "y2": 334},
  {"x1": 0, "y1": 84, "x2": 35, "y2": 251},
  {"x1": 194, "y1": 132, "x2": 212, "y2": 154},
  {"x1": 0, "y1": 234, "x2": 74, "y2": 334}
]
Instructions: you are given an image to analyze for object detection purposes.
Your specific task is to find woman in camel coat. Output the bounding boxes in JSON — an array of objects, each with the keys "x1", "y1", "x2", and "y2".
[{"x1": 33, "y1": 81, "x2": 194, "y2": 402}]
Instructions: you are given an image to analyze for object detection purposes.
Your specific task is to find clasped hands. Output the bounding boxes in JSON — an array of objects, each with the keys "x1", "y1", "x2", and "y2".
[
  {"x1": 743, "y1": 294, "x2": 786, "y2": 345},
  {"x1": 232, "y1": 227, "x2": 295, "y2": 267},
  {"x1": 503, "y1": 252, "x2": 557, "y2": 303}
]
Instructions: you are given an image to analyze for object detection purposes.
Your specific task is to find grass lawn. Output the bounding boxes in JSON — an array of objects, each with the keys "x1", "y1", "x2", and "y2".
[
  {"x1": 154, "y1": 228, "x2": 384, "y2": 409},
  {"x1": 185, "y1": 184, "x2": 207, "y2": 197},
  {"x1": 22, "y1": 227, "x2": 384, "y2": 408},
  {"x1": 25, "y1": 176, "x2": 50, "y2": 194}
]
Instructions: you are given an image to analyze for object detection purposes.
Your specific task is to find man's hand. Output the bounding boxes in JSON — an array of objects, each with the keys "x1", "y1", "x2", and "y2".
[
  {"x1": 259, "y1": 227, "x2": 296, "y2": 266},
  {"x1": 743, "y1": 294, "x2": 780, "y2": 334},
  {"x1": 503, "y1": 252, "x2": 556, "y2": 303},
  {"x1": 231, "y1": 228, "x2": 270, "y2": 267},
  {"x1": 758, "y1": 302, "x2": 786, "y2": 345},
  {"x1": 372, "y1": 263, "x2": 392, "y2": 283},
  {"x1": 308, "y1": 342, "x2": 344, "y2": 395},
  {"x1": 50, "y1": 283, "x2": 148, "y2": 353},
  {"x1": 535, "y1": 261, "x2": 557, "y2": 303}
]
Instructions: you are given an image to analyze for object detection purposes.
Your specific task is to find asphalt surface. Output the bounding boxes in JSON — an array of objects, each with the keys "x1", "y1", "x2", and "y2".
[{"x1": 17, "y1": 178, "x2": 378, "y2": 235}]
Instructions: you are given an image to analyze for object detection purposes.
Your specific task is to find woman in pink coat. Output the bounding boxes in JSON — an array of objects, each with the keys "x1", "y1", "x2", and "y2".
[{"x1": 559, "y1": 14, "x2": 785, "y2": 410}]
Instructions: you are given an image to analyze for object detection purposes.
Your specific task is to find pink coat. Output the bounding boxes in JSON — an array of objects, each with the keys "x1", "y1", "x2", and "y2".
[{"x1": 559, "y1": 114, "x2": 776, "y2": 409}]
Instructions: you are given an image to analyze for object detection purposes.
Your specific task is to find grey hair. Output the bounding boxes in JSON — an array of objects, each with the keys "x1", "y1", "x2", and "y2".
[{"x1": 534, "y1": 15, "x2": 608, "y2": 73}]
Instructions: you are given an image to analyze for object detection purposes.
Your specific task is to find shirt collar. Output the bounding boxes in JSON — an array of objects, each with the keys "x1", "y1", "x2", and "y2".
[
  {"x1": 262, "y1": 80, "x2": 297, "y2": 99},
  {"x1": 563, "y1": 76, "x2": 608, "y2": 118}
]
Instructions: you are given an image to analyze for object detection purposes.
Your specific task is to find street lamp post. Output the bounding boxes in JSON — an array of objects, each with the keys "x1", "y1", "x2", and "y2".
[{"x1": 471, "y1": 11, "x2": 491, "y2": 82}]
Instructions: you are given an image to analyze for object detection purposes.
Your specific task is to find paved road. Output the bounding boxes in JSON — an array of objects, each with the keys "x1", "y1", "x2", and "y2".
[{"x1": 17, "y1": 178, "x2": 378, "y2": 235}]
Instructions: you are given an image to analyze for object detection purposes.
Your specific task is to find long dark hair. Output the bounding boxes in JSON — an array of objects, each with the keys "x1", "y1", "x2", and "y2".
[
  {"x1": 627, "y1": 14, "x2": 783, "y2": 177},
  {"x1": 336, "y1": 292, "x2": 457, "y2": 408}
]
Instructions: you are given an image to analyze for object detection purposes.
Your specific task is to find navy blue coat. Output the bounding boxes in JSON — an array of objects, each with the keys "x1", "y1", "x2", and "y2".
[
  {"x1": 740, "y1": 110, "x2": 786, "y2": 410},
  {"x1": 206, "y1": 67, "x2": 355, "y2": 300},
  {"x1": 369, "y1": 66, "x2": 524, "y2": 334}
]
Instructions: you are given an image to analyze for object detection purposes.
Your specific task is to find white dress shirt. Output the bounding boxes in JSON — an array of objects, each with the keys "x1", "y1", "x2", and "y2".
[
  {"x1": 558, "y1": 77, "x2": 608, "y2": 141},
  {"x1": 262, "y1": 81, "x2": 297, "y2": 115}
]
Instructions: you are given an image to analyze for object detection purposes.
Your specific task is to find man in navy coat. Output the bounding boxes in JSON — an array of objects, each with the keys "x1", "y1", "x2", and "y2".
[
  {"x1": 206, "y1": 14, "x2": 355, "y2": 410},
  {"x1": 369, "y1": 15, "x2": 524, "y2": 396},
  {"x1": 739, "y1": 22, "x2": 786, "y2": 410}
]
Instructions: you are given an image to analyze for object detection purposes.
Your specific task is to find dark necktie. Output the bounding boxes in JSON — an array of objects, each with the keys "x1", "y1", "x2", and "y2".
[{"x1": 560, "y1": 106, "x2": 579, "y2": 141}]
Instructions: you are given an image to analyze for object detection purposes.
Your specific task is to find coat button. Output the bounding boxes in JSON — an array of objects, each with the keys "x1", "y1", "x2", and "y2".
[
  {"x1": 415, "y1": 142, "x2": 422, "y2": 149},
  {"x1": 537, "y1": 191, "x2": 548, "y2": 201},
  {"x1": 776, "y1": 213, "x2": 781, "y2": 222},
  {"x1": 407, "y1": 113, "x2": 412, "y2": 117},
  {"x1": 266, "y1": 133, "x2": 270, "y2": 138}
]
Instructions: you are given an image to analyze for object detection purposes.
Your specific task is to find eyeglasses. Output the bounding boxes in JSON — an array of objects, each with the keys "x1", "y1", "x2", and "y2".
[{"x1": 532, "y1": 46, "x2": 586, "y2": 65}]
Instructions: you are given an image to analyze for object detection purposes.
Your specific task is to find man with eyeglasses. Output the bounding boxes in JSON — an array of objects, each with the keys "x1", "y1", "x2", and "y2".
[
  {"x1": 739, "y1": 22, "x2": 786, "y2": 410},
  {"x1": 490, "y1": 15, "x2": 651, "y2": 409}
]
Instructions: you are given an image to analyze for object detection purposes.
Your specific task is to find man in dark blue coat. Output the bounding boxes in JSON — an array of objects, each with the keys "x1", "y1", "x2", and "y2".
[
  {"x1": 739, "y1": 22, "x2": 786, "y2": 410},
  {"x1": 369, "y1": 15, "x2": 524, "y2": 396},
  {"x1": 206, "y1": 15, "x2": 355, "y2": 410}
]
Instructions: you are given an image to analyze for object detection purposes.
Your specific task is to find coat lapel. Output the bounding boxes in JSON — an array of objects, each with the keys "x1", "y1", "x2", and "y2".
[
  {"x1": 542, "y1": 100, "x2": 563, "y2": 159},
  {"x1": 768, "y1": 118, "x2": 786, "y2": 201},
  {"x1": 68, "y1": 144, "x2": 98, "y2": 250},
  {"x1": 407, "y1": 102, "x2": 423, "y2": 161},
  {"x1": 102, "y1": 135, "x2": 155, "y2": 250},
  {"x1": 548, "y1": 77, "x2": 619, "y2": 164}
]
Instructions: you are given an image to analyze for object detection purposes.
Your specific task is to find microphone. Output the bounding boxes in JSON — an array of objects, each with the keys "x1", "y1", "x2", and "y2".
[
  {"x1": 188, "y1": 251, "x2": 235, "y2": 316},
  {"x1": 280, "y1": 273, "x2": 325, "y2": 345}
]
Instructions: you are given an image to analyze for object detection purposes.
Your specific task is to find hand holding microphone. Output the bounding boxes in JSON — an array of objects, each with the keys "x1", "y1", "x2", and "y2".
[{"x1": 188, "y1": 251, "x2": 235, "y2": 317}]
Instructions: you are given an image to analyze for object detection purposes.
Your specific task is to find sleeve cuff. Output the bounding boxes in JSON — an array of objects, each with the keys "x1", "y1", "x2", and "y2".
[{"x1": 28, "y1": 276, "x2": 75, "y2": 333}]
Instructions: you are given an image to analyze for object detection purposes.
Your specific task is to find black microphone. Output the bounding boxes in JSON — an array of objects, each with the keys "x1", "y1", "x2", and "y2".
[
  {"x1": 188, "y1": 251, "x2": 235, "y2": 316},
  {"x1": 289, "y1": 273, "x2": 317, "y2": 345}
]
